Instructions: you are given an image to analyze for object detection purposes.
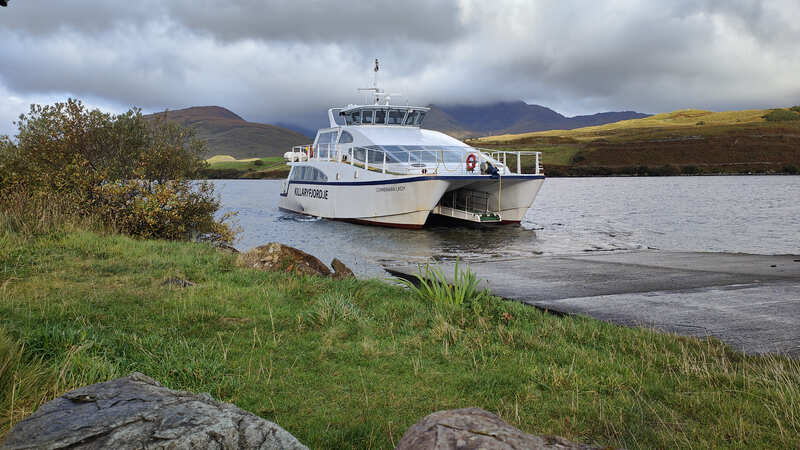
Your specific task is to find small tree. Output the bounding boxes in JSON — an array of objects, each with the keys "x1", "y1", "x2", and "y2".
[{"x1": 0, "y1": 99, "x2": 236, "y2": 243}]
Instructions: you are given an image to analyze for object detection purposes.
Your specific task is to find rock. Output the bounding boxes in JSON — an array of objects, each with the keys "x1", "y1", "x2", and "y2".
[
  {"x1": 331, "y1": 258, "x2": 355, "y2": 279},
  {"x1": 236, "y1": 243, "x2": 331, "y2": 276},
  {"x1": 1, "y1": 372, "x2": 307, "y2": 450},
  {"x1": 395, "y1": 408, "x2": 601, "y2": 450},
  {"x1": 216, "y1": 243, "x2": 240, "y2": 254},
  {"x1": 161, "y1": 277, "x2": 195, "y2": 288}
]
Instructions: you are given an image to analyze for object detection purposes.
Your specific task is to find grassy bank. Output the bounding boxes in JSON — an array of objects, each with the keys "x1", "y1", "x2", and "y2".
[
  {"x1": 470, "y1": 109, "x2": 800, "y2": 176},
  {"x1": 200, "y1": 155, "x2": 289, "y2": 179},
  {"x1": 1, "y1": 230, "x2": 799, "y2": 448}
]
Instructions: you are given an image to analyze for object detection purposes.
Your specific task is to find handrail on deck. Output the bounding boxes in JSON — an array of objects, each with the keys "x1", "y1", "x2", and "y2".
[
  {"x1": 290, "y1": 144, "x2": 543, "y2": 176},
  {"x1": 474, "y1": 148, "x2": 543, "y2": 175}
]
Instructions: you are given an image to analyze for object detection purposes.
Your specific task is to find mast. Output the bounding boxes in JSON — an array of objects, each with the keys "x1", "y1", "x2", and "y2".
[{"x1": 358, "y1": 58, "x2": 384, "y2": 105}]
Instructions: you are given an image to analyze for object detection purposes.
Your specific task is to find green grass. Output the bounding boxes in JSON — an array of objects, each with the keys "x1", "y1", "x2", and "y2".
[
  {"x1": 1, "y1": 230, "x2": 799, "y2": 448},
  {"x1": 206, "y1": 156, "x2": 285, "y2": 170},
  {"x1": 200, "y1": 156, "x2": 289, "y2": 179}
]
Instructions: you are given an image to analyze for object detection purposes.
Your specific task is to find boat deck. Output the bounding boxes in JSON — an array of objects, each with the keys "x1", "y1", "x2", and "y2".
[{"x1": 387, "y1": 251, "x2": 800, "y2": 357}]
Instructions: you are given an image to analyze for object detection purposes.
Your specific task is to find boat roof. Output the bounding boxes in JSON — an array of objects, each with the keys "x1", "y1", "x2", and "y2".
[
  {"x1": 345, "y1": 126, "x2": 467, "y2": 147},
  {"x1": 339, "y1": 104, "x2": 430, "y2": 113}
]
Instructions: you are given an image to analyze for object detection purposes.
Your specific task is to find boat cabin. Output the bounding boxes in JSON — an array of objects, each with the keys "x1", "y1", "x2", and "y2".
[{"x1": 338, "y1": 105, "x2": 429, "y2": 127}]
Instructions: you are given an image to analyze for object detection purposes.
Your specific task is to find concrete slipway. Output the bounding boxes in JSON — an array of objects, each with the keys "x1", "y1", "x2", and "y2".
[{"x1": 386, "y1": 251, "x2": 800, "y2": 357}]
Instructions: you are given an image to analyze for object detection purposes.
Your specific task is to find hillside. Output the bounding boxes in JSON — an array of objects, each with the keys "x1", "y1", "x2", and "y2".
[
  {"x1": 146, "y1": 106, "x2": 311, "y2": 159},
  {"x1": 470, "y1": 108, "x2": 800, "y2": 176},
  {"x1": 425, "y1": 101, "x2": 649, "y2": 138}
]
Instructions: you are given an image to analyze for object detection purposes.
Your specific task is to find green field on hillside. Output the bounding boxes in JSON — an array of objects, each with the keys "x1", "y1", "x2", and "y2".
[
  {"x1": 477, "y1": 109, "x2": 772, "y2": 143},
  {"x1": 1, "y1": 229, "x2": 799, "y2": 449},
  {"x1": 200, "y1": 155, "x2": 289, "y2": 179},
  {"x1": 470, "y1": 108, "x2": 800, "y2": 176}
]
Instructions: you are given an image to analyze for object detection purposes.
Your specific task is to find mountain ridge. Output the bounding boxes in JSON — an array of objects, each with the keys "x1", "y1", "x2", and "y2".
[
  {"x1": 426, "y1": 101, "x2": 650, "y2": 138},
  {"x1": 145, "y1": 106, "x2": 311, "y2": 159}
]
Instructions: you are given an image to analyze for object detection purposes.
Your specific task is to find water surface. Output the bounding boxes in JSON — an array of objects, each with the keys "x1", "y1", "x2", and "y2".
[{"x1": 215, "y1": 176, "x2": 800, "y2": 277}]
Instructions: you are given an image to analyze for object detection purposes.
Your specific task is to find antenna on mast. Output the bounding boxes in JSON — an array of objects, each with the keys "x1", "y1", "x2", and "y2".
[
  {"x1": 357, "y1": 58, "x2": 400, "y2": 105},
  {"x1": 373, "y1": 58, "x2": 379, "y2": 89},
  {"x1": 358, "y1": 58, "x2": 385, "y2": 105}
]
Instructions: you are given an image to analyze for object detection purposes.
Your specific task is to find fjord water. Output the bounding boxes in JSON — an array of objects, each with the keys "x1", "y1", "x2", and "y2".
[{"x1": 215, "y1": 176, "x2": 800, "y2": 277}]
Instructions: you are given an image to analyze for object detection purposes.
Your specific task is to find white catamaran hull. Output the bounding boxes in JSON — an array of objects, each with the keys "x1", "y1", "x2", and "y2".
[
  {"x1": 278, "y1": 175, "x2": 544, "y2": 228},
  {"x1": 279, "y1": 177, "x2": 451, "y2": 228}
]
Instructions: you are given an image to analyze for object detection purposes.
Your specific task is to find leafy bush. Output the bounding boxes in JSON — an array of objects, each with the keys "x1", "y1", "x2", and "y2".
[
  {"x1": 253, "y1": 159, "x2": 264, "y2": 166},
  {"x1": 0, "y1": 99, "x2": 236, "y2": 243},
  {"x1": 783, "y1": 164, "x2": 799, "y2": 174},
  {"x1": 790, "y1": 106, "x2": 800, "y2": 113},
  {"x1": 570, "y1": 152, "x2": 587, "y2": 164},
  {"x1": 401, "y1": 260, "x2": 489, "y2": 306},
  {"x1": 763, "y1": 109, "x2": 800, "y2": 122},
  {"x1": 681, "y1": 165, "x2": 701, "y2": 175}
]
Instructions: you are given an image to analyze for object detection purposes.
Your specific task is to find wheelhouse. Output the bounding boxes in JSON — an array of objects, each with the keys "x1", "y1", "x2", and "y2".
[{"x1": 339, "y1": 106, "x2": 429, "y2": 127}]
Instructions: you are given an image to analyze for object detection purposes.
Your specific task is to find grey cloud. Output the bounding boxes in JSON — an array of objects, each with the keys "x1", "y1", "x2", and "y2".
[
  {"x1": 164, "y1": 0, "x2": 466, "y2": 44},
  {"x1": 0, "y1": 0, "x2": 466, "y2": 43},
  {"x1": 1, "y1": 0, "x2": 799, "y2": 134}
]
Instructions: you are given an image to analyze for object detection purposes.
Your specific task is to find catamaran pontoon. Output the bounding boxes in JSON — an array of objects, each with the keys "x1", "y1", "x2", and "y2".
[{"x1": 279, "y1": 61, "x2": 545, "y2": 228}]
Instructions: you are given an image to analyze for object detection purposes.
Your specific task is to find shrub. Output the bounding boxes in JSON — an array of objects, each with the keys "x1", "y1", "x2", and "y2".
[
  {"x1": 0, "y1": 99, "x2": 236, "y2": 243},
  {"x1": 253, "y1": 159, "x2": 264, "y2": 166},
  {"x1": 790, "y1": 106, "x2": 800, "y2": 113},
  {"x1": 401, "y1": 260, "x2": 489, "y2": 307},
  {"x1": 570, "y1": 152, "x2": 586, "y2": 164},
  {"x1": 681, "y1": 165, "x2": 701, "y2": 175},
  {"x1": 783, "y1": 164, "x2": 799, "y2": 174},
  {"x1": 763, "y1": 109, "x2": 800, "y2": 122}
]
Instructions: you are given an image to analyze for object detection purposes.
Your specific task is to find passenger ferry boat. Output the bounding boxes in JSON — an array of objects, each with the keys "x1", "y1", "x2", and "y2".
[{"x1": 279, "y1": 62, "x2": 545, "y2": 228}]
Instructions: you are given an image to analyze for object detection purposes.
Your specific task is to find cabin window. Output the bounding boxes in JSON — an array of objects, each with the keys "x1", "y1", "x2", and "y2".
[
  {"x1": 381, "y1": 145, "x2": 406, "y2": 162},
  {"x1": 313, "y1": 167, "x2": 328, "y2": 182},
  {"x1": 341, "y1": 111, "x2": 354, "y2": 125},
  {"x1": 367, "y1": 148, "x2": 386, "y2": 164},
  {"x1": 361, "y1": 110, "x2": 374, "y2": 125},
  {"x1": 374, "y1": 110, "x2": 386, "y2": 124},
  {"x1": 339, "y1": 131, "x2": 354, "y2": 144},
  {"x1": 404, "y1": 110, "x2": 419, "y2": 126},
  {"x1": 289, "y1": 166, "x2": 304, "y2": 181},
  {"x1": 415, "y1": 111, "x2": 427, "y2": 126},
  {"x1": 351, "y1": 111, "x2": 362, "y2": 125},
  {"x1": 316, "y1": 132, "x2": 337, "y2": 158},
  {"x1": 353, "y1": 147, "x2": 366, "y2": 162},
  {"x1": 289, "y1": 166, "x2": 327, "y2": 182},
  {"x1": 387, "y1": 109, "x2": 406, "y2": 125}
]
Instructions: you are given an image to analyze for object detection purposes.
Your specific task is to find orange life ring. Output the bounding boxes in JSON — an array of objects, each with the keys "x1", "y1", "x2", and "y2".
[{"x1": 466, "y1": 153, "x2": 477, "y2": 171}]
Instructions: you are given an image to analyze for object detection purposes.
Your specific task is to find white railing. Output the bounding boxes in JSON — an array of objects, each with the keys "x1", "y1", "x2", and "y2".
[
  {"x1": 475, "y1": 148, "x2": 542, "y2": 175},
  {"x1": 290, "y1": 145, "x2": 543, "y2": 176}
]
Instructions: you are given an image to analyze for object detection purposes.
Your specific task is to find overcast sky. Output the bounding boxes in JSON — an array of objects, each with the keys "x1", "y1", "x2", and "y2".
[{"x1": 2, "y1": 0, "x2": 799, "y2": 136}]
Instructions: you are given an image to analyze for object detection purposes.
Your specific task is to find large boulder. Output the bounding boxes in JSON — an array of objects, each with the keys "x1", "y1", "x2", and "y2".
[
  {"x1": 1, "y1": 372, "x2": 307, "y2": 450},
  {"x1": 395, "y1": 408, "x2": 601, "y2": 450},
  {"x1": 236, "y1": 242, "x2": 331, "y2": 276}
]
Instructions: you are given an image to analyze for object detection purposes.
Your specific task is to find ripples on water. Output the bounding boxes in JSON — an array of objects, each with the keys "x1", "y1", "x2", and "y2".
[{"x1": 214, "y1": 176, "x2": 800, "y2": 277}]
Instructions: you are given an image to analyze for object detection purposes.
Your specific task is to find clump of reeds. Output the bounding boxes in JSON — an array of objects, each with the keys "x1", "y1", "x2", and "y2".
[
  {"x1": 0, "y1": 191, "x2": 102, "y2": 236},
  {"x1": 401, "y1": 260, "x2": 489, "y2": 306}
]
